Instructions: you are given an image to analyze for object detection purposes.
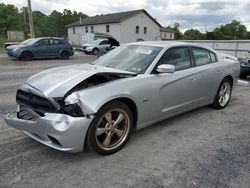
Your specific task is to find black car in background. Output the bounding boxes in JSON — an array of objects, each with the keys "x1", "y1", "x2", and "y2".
[{"x1": 240, "y1": 52, "x2": 250, "y2": 79}]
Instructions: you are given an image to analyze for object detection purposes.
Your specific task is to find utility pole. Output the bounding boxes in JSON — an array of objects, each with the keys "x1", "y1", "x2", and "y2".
[{"x1": 27, "y1": 0, "x2": 35, "y2": 38}]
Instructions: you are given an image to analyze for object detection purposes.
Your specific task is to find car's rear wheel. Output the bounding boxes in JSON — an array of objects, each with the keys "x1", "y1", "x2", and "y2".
[
  {"x1": 86, "y1": 101, "x2": 133, "y2": 155},
  {"x1": 60, "y1": 51, "x2": 70, "y2": 59},
  {"x1": 211, "y1": 78, "x2": 232, "y2": 109},
  {"x1": 20, "y1": 51, "x2": 32, "y2": 61}
]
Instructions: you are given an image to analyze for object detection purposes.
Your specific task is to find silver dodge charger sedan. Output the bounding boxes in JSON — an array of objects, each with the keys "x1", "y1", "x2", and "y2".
[{"x1": 4, "y1": 41, "x2": 240, "y2": 155}]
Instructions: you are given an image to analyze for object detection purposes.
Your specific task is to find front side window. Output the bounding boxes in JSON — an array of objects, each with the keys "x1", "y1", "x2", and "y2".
[
  {"x1": 192, "y1": 48, "x2": 213, "y2": 66},
  {"x1": 94, "y1": 45, "x2": 162, "y2": 74},
  {"x1": 36, "y1": 39, "x2": 49, "y2": 46},
  {"x1": 157, "y1": 47, "x2": 191, "y2": 71},
  {"x1": 136, "y1": 26, "x2": 139, "y2": 34}
]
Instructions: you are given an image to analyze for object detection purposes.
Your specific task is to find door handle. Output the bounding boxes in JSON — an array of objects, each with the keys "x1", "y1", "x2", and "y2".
[
  {"x1": 189, "y1": 77, "x2": 196, "y2": 81},
  {"x1": 218, "y1": 69, "x2": 222, "y2": 73}
]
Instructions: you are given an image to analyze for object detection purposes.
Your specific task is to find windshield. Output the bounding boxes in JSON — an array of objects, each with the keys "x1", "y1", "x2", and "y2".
[
  {"x1": 94, "y1": 45, "x2": 162, "y2": 73},
  {"x1": 21, "y1": 38, "x2": 37, "y2": 45}
]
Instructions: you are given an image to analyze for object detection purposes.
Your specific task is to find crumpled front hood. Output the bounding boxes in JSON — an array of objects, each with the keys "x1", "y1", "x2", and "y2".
[{"x1": 25, "y1": 64, "x2": 135, "y2": 97}]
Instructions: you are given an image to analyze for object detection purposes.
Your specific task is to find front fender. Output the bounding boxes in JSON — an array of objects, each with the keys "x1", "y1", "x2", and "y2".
[{"x1": 65, "y1": 88, "x2": 137, "y2": 115}]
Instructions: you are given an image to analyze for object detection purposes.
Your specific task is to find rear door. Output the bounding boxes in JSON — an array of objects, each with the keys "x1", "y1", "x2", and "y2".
[
  {"x1": 190, "y1": 47, "x2": 224, "y2": 102},
  {"x1": 49, "y1": 39, "x2": 64, "y2": 56}
]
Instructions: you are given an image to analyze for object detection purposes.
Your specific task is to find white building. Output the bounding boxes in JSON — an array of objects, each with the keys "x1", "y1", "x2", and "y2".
[{"x1": 66, "y1": 9, "x2": 175, "y2": 46}]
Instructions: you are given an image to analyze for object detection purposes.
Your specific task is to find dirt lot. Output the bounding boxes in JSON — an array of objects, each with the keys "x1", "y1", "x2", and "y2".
[{"x1": 0, "y1": 54, "x2": 249, "y2": 188}]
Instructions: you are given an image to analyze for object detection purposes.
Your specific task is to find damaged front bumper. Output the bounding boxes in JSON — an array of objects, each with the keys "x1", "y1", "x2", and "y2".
[{"x1": 4, "y1": 112, "x2": 93, "y2": 153}]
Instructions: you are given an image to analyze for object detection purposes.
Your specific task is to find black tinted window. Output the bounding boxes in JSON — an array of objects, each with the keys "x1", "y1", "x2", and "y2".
[
  {"x1": 192, "y1": 48, "x2": 213, "y2": 66},
  {"x1": 100, "y1": 40, "x2": 109, "y2": 45},
  {"x1": 157, "y1": 47, "x2": 191, "y2": 71},
  {"x1": 36, "y1": 39, "x2": 49, "y2": 46}
]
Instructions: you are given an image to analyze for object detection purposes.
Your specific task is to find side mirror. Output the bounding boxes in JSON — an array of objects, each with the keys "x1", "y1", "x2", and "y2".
[
  {"x1": 156, "y1": 64, "x2": 175, "y2": 73},
  {"x1": 33, "y1": 44, "x2": 38, "y2": 47}
]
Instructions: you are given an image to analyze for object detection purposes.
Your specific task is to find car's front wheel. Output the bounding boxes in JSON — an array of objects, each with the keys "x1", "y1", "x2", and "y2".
[
  {"x1": 20, "y1": 51, "x2": 32, "y2": 61},
  {"x1": 211, "y1": 78, "x2": 232, "y2": 109},
  {"x1": 92, "y1": 48, "x2": 99, "y2": 55},
  {"x1": 86, "y1": 101, "x2": 133, "y2": 155}
]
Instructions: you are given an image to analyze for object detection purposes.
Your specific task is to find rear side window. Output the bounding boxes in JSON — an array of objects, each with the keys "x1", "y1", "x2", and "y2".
[
  {"x1": 192, "y1": 48, "x2": 214, "y2": 66},
  {"x1": 100, "y1": 40, "x2": 109, "y2": 45},
  {"x1": 157, "y1": 47, "x2": 191, "y2": 71},
  {"x1": 50, "y1": 39, "x2": 64, "y2": 45},
  {"x1": 210, "y1": 52, "x2": 217, "y2": 63}
]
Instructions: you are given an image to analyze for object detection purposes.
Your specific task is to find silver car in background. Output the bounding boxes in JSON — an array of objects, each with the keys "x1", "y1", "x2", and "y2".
[{"x1": 4, "y1": 41, "x2": 240, "y2": 155}]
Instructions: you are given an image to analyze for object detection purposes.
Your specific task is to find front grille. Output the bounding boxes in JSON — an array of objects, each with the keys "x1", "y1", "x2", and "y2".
[
  {"x1": 16, "y1": 89, "x2": 58, "y2": 115},
  {"x1": 17, "y1": 106, "x2": 40, "y2": 121}
]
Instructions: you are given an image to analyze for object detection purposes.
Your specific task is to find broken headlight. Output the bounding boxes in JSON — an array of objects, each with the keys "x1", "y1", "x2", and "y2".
[
  {"x1": 54, "y1": 97, "x2": 84, "y2": 117},
  {"x1": 62, "y1": 103, "x2": 84, "y2": 117}
]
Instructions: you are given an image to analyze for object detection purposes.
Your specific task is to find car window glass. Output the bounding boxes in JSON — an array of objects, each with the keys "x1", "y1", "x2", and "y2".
[
  {"x1": 192, "y1": 48, "x2": 212, "y2": 66},
  {"x1": 100, "y1": 40, "x2": 109, "y2": 45},
  {"x1": 210, "y1": 52, "x2": 217, "y2": 62},
  {"x1": 157, "y1": 47, "x2": 191, "y2": 71},
  {"x1": 36, "y1": 39, "x2": 49, "y2": 46},
  {"x1": 50, "y1": 39, "x2": 63, "y2": 45},
  {"x1": 95, "y1": 45, "x2": 162, "y2": 74}
]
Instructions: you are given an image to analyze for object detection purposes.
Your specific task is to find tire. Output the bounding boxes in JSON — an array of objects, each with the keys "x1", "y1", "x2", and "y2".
[
  {"x1": 60, "y1": 51, "x2": 70, "y2": 59},
  {"x1": 20, "y1": 51, "x2": 32, "y2": 61},
  {"x1": 86, "y1": 101, "x2": 134, "y2": 155},
  {"x1": 92, "y1": 48, "x2": 99, "y2": 55},
  {"x1": 211, "y1": 78, "x2": 232, "y2": 109}
]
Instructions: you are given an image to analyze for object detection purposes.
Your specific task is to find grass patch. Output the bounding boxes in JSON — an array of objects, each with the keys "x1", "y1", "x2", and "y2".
[{"x1": 0, "y1": 36, "x2": 7, "y2": 53}]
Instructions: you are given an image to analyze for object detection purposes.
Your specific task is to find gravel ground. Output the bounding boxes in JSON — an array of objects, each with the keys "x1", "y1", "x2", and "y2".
[{"x1": 0, "y1": 55, "x2": 249, "y2": 188}]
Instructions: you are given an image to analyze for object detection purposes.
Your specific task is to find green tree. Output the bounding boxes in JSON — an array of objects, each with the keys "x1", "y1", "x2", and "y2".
[
  {"x1": 0, "y1": 3, "x2": 88, "y2": 39},
  {"x1": 170, "y1": 23, "x2": 182, "y2": 40},
  {"x1": 209, "y1": 20, "x2": 247, "y2": 40},
  {"x1": 182, "y1": 29, "x2": 205, "y2": 40},
  {"x1": 0, "y1": 3, "x2": 20, "y2": 36}
]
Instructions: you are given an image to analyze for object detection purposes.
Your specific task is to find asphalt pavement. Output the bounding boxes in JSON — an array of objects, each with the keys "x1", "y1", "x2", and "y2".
[{"x1": 0, "y1": 55, "x2": 249, "y2": 188}]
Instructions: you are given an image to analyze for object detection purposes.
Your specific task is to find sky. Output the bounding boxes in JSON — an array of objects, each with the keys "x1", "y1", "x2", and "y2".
[{"x1": 1, "y1": 0, "x2": 250, "y2": 32}]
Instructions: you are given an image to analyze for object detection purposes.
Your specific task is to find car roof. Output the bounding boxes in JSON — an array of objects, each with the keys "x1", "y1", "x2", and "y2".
[
  {"x1": 35, "y1": 37, "x2": 65, "y2": 40},
  {"x1": 95, "y1": 38, "x2": 108, "y2": 42},
  {"x1": 127, "y1": 41, "x2": 216, "y2": 53}
]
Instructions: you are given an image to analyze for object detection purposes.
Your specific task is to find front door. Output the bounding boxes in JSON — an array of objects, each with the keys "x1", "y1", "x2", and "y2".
[
  {"x1": 33, "y1": 39, "x2": 51, "y2": 57},
  {"x1": 152, "y1": 47, "x2": 199, "y2": 117}
]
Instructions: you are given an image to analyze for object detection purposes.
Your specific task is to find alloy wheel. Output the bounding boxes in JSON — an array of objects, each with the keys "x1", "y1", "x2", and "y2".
[
  {"x1": 218, "y1": 82, "x2": 231, "y2": 107},
  {"x1": 95, "y1": 109, "x2": 130, "y2": 151}
]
